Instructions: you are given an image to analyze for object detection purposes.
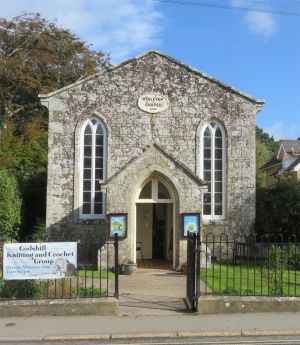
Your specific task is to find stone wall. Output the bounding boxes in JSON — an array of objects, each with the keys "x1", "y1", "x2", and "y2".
[{"x1": 41, "y1": 51, "x2": 263, "y2": 264}]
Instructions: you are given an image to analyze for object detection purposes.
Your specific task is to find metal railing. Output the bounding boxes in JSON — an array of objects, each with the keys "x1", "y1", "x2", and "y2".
[
  {"x1": 0, "y1": 235, "x2": 119, "y2": 300},
  {"x1": 199, "y1": 234, "x2": 300, "y2": 297},
  {"x1": 186, "y1": 232, "x2": 200, "y2": 311}
]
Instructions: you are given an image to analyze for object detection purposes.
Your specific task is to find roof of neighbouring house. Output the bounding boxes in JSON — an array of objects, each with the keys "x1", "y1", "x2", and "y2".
[
  {"x1": 270, "y1": 165, "x2": 285, "y2": 177},
  {"x1": 285, "y1": 155, "x2": 300, "y2": 171},
  {"x1": 261, "y1": 156, "x2": 282, "y2": 170},
  {"x1": 279, "y1": 140, "x2": 300, "y2": 155}
]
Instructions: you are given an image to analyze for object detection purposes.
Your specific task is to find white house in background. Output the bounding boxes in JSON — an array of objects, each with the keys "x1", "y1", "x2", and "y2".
[{"x1": 261, "y1": 139, "x2": 300, "y2": 186}]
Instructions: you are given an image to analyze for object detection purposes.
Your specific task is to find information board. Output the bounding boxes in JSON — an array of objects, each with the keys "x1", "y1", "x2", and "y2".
[{"x1": 3, "y1": 242, "x2": 77, "y2": 280}]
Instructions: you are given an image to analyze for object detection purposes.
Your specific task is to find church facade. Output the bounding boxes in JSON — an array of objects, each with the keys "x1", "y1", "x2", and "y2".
[{"x1": 39, "y1": 51, "x2": 264, "y2": 268}]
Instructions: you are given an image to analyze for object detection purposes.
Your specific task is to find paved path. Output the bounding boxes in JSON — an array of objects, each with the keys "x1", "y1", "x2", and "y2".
[
  {"x1": 118, "y1": 268, "x2": 207, "y2": 316},
  {"x1": 119, "y1": 268, "x2": 186, "y2": 315},
  {"x1": 1, "y1": 313, "x2": 300, "y2": 342}
]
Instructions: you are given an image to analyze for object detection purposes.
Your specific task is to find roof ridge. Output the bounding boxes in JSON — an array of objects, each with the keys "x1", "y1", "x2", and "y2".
[{"x1": 39, "y1": 50, "x2": 265, "y2": 105}]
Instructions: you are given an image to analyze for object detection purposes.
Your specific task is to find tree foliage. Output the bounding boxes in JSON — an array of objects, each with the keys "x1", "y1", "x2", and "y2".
[
  {"x1": 256, "y1": 139, "x2": 273, "y2": 188},
  {"x1": 0, "y1": 119, "x2": 47, "y2": 181},
  {"x1": 0, "y1": 13, "x2": 110, "y2": 239},
  {"x1": 256, "y1": 179, "x2": 300, "y2": 238},
  {"x1": 0, "y1": 169, "x2": 21, "y2": 240},
  {"x1": 0, "y1": 13, "x2": 110, "y2": 126},
  {"x1": 256, "y1": 127, "x2": 278, "y2": 156},
  {"x1": 256, "y1": 126, "x2": 279, "y2": 188}
]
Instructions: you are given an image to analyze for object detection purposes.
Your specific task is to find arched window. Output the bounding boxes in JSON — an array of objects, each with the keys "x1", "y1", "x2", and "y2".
[
  {"x1": 202, "y1": 121, "x2": 226, "y2": 219},
  {"x1": 80, "y1": 118, "x2": 106, "y2": 219},
  {"x1": 136, "y1": 178, "x2": 173, "y2": 203}
]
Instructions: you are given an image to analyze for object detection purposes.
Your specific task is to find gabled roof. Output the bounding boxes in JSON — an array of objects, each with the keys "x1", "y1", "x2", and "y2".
[
  {"x1": 279, "y1": 140, "x2": 300, "y2": 155},
  {"x1": 286, "y1": 155, "x2": 300, "y2": 171},
  {"x1": 39, "y1": 50, "x2": 265, "y2": 105},
  {"x1": 102, "y1": 143, "x2": 207, "y2": 187},
  {"x1": 261, "y1": 156, "x2": 282, "y2": 170}
]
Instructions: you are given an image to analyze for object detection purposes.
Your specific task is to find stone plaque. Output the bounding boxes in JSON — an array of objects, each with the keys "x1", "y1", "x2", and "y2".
[{"x1": 138, "y1": 93, "x2": 169, "y2": 113}]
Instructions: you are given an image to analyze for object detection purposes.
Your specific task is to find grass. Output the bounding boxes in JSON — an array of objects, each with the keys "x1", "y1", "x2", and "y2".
[
  {"x1": 0, "y1": 277, "x2": 108, "y2": 299},
  {"x1": 200, "y1": 262, "x2": 300, "y2": 296},
  {"x1": 77, "y1": 269, "x2": 114, "y2": 280},
  {"x1": 75, "y1": 286, "x2": 107, "y2": 297}
]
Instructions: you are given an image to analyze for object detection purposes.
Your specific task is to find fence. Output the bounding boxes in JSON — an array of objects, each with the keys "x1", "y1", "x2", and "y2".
[
  {"x1": 199, "y1": 234, "x2": 300, "y2": 297},
  {"x1": 0, "y1": 235, "x2": 119, "y2": 300},
  {"x1": 186, "y1": 232, "x2": 200, "y2": 311}
]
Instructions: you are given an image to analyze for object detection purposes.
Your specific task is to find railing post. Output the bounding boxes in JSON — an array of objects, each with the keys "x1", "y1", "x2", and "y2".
[
  {"x1": 114, "y1": 234, "x2": 119, "y2": 299},
  {"x1": 196, "y1": 232, "x2": 201, "y2": 310},
  {"x1": 192, "y1": 233, "x2": 197, "y2": 310}
]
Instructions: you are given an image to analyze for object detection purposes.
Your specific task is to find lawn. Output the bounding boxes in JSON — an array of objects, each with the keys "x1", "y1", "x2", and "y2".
[
  {"x1": 77, "y1": 269, "x2": 114, "y2": 280},
  {"x1": 76, "y1": 286, "x2": 107, "y2": 297},
  {"x1": 200, "y1": 263, "x2": 300, "y2": 296}
]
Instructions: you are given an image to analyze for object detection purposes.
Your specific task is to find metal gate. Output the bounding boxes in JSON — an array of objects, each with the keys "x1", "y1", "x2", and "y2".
[{"x1": 186, "y1": 232, "x2": 200, "y2": 311}]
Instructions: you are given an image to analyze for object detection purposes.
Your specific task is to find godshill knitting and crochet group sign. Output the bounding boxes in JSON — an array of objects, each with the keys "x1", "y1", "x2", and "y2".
[{"x1": 3, "y1": 242, "x2": 77, "y2": 280}]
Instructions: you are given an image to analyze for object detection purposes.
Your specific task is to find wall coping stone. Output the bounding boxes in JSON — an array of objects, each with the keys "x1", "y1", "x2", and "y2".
[
  {"x1": 0, "y1": 297, "x2": 118, "y2": 317},
  {"x1": 198, "y1": 295, "x2": 300, "y2": 314}
]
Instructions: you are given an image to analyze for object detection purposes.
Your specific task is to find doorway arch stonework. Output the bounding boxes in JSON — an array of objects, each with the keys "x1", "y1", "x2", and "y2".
[{"x1": 102, "y1": 144, "x2": 207, "y2": 268}]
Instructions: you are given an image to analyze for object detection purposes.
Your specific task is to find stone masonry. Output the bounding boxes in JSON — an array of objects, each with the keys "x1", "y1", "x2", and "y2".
[{"x1": 39, "y1": 50, "x2": 264, "y2": 267}]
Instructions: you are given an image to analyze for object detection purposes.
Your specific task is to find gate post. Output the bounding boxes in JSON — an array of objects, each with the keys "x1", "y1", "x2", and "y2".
[
  {"x1": 114, "y1": 234, "x2": 119, "y2": 299},
  {"x1": 196, "y1": 232, "x2": 201, "y2": 311},
  {"x1": 186, "y1": 232, "x2": 197, "y2": 311}
]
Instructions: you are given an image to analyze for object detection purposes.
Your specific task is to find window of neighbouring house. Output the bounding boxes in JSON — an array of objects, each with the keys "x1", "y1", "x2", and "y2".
[
  {"x1": 80, "y1": 118, "x2": 106, "y2": 219},
  {"x1": 202, "y1": 121, "x2": 226, "y2": 219}
]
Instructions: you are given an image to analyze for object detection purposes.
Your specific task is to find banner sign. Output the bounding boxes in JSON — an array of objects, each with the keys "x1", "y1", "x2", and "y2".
[{"x1": 3, "y1": 242, "x2": 77, "y2": 280}]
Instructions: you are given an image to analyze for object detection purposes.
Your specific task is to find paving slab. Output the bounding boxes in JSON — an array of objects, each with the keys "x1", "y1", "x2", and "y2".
[
  {"x1": 118, "y1": 268, "x2": 188, "y2": 315},
  {"x1": 1, "y1": 312, "x2": 300, "y2": 342}
]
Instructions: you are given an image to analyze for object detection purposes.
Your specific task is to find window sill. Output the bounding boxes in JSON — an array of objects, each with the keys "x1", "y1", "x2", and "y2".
[
  {"x1": 202, "y1": 218, "x2": 228, "y2": 226},
  {"x1": 79, "y1": 215, "x2": 106, "y2": 220}
]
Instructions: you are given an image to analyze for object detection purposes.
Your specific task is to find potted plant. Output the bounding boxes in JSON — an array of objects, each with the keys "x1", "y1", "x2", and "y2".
[
  {"x1": 181, "y1": 261, "x2": 187, "y2": 275},
  {"x1": 122, "y1": 259, "x2": 137, "y2": 275}
]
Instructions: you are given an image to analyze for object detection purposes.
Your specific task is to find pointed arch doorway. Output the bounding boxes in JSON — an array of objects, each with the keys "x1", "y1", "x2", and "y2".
[{"x1": 135, "y1": 176, "x2": 176, "y2": 268}]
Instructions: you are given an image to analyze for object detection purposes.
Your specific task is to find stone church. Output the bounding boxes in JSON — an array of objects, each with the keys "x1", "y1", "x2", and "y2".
[{"x1": 39, "y1": 50, "x2": 264, "y2": 268}]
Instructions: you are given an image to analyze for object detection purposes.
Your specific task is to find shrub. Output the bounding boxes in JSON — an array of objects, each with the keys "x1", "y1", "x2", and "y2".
[
  {"x1": 284, "y1": 244, "x2": 300, "y2": 269},
  {"x1": 0, "y1": 169, "x2": 21, "y2": 241},
  {"x1": 76, "y1": 286, "x2": 107, "y2": 297},
  {"x1": 266, "y1": 245, "x2": 287, "y2": 295},
  {"x1": 256, "y1": 179, "x2": 300, "y2": 238},
  {"x1": 0, "y1": 279, "x2": 43, "y2": 299}
]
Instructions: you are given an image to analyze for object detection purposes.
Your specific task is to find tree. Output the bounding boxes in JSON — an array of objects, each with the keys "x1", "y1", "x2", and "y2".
[
  {"x1": 256, "y1": 179, "x2": 300, "y2": 238},
  {"x1": 256, "y1": 139, "x2": 273, "y2": 187},
  {"x1": 0, "y1": 13, "x2": 110, "y2": 239},
  {"x1": 0, "y1": 169, "x2": 21, "y2": 241},
  {"x1": 0, "y1": 119, "x2": 47, "y2": 181},
  {"x1": 255, "y1": 126, "x2": 279, "y2": 188},
  {"x1": 256, "y1": 126, "x2": 278, "y2": 156},
  {"x1": 0, "y1": 13, "x2": 110, "y2": 126}
]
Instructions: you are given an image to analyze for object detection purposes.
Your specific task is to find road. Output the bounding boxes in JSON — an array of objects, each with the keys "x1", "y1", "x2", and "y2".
[{"x1": 1, "y1": 336, "x2": 300, "y2": 345}]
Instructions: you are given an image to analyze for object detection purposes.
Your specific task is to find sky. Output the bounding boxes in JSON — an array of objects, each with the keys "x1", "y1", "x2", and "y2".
[{"x1": 1, "y1": 0, "x2": 300, "y2": 140}]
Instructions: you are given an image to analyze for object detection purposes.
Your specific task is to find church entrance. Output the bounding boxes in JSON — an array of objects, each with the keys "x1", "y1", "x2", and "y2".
[
  {"x1": 136, "y1": 203, "x2": 173, "y2": 262},
  {"x1": 152, "y1": 203, "x2": 167, "y2": 259},
  {"x1": 135, "y1": 176, "x2": 175, "y2": 267}
]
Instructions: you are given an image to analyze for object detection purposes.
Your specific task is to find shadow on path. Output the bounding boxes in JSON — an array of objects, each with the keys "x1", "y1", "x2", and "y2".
[{"x1": 118, "y1": 268, "x2": 189, "y2": 316}]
